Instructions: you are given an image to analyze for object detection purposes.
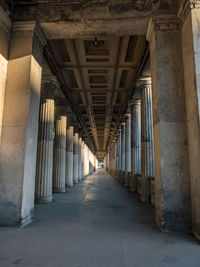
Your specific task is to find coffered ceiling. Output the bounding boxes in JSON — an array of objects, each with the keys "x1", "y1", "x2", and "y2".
[{"x1": 48, "y1": 36, "x2": 146, "y2": 158}]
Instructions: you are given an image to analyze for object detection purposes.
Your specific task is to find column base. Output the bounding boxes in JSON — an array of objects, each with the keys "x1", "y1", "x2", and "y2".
[
  {"x1": 156, "y1": 214, "x2": 192, "y2": 233},
  {"x1": 21, "y1": 214, "x2": 33, "y2": 227},
  {"x1": 120, "y1": 171, "x2": 125, "y2": 183},
  {"x1": 53, "y1": 188, "x2": 66, "y2": 193},
  {"x1": 124, "y1": 172, "x2": 131, "y2": 187},
  {"x1": 66, "y1": 184, "x2": 73, "y2": 188},
  {"x1": 140, "y1": 176, "x2": 151, "y2": 203},
  {"x1": 150, "y1": 179, "x2": 155, "y2": 206},
  {"x1": 130, "y1": 174, "x2": 137, "y2": 192},
  {"x1": 137, "y1": 175, "x2": 142, "y2": 195},
  {"x1": 35, "y1": 196, "x2": 53, "y2": 204}
]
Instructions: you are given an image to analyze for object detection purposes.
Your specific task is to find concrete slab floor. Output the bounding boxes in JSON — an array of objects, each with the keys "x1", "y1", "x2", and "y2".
[{"x1": 0, "y1": 169, "x2": 199, "y2": 267}]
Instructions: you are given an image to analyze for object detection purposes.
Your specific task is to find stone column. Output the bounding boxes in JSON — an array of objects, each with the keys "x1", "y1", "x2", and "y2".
[
  {"x1": 73, "y1": 132, "x2": 79, "y2": 183},
  {"x1": 35, "y1": 76, "x2": 57, "y2": 203},
  {"x1": 53, "y1": 102, "x2": 67, "y2": 193},
  {"x1": 147, "y1": 18, "x2": 191, "y2": 231},
  {"x1": 181, "y1": 1, "x2": 200, "y2": 239},
  {"x1": 120, "y1": 122, "x2": 126, "y2": 183},
  {"x1": 78, "y1": 136, "x2": 82, "y2": 181},
  {"x1": 86, "y1": 145, "x2": 89, "y2": 175},
  {"x1": 0, "y1": 22, "x2": 46, "y2": 225},
  {"x1": 66, "y1": 125, "x2": 74, "y2": 187},
  {"x1": 117, "y1": 128, "x2": 122, "y2": 181},
  {"x1": 140, "y1": 78, "x2": 155, "y2": 202},
  {"x1": 81, "y1": 140, "x2": 85, "y2": 179},
  {"x1": 115, "y1": 138, "x2": 119, "y2": 179},
  {"x1": 129, "y1": 99, "x2": 142, "y2": 193},
  {"x1": 125, "y1": 110, "x2": 131, "y2": 187}
]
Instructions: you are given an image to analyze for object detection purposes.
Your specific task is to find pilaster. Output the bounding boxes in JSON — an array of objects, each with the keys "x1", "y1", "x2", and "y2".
[
  {"x1": 0, "y1": 21, "x2": 46, "y2": 225},
  {"x1": 147, "y1": 17, "x2": 191, "y2": 231}
]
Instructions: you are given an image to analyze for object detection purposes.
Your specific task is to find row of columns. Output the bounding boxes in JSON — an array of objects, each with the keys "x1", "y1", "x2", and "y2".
[
  {"x1": 106, "y1": 77, "x2": 155, "y2": 204},
  {"x1": 35, "y1": 76, "x2": 96, "y2": 203}
]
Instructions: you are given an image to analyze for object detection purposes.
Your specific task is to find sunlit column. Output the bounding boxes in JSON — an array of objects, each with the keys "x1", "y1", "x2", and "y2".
[
  {"x1": 129, "y1": 99, "x2": 141, "y2": 192},
  {"x1": 35, "y1": 76, "x2": 57, "y2": 203},
  {"x1": 140, "y1": 77, "x2": 155, "y2": 202},
  {"x1": 53, "y1": 101, "x2": 67, "y2": 193},
  {"x1": 73, "y1": 132, "x2": 79, "y2": 183}
]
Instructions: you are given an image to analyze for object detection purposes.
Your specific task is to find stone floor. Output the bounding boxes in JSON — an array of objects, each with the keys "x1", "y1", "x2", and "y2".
[{"x1": 0, "y1": 169, "x2": 200, "y2": 267}]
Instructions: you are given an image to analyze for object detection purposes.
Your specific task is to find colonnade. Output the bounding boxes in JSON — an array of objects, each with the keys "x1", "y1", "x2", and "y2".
[
  {"x1": 0, "y1": 14, "x2": 97, "y2": 226},
  {"x1": 106, "y1": 77, "x2": 155, "y2": 205},
  {"x1": 35, "y1": 76, "x2": 97, "y2": 203},
  {"x1": 1, "y1": 2, "x2": 200, "y2": 240}
]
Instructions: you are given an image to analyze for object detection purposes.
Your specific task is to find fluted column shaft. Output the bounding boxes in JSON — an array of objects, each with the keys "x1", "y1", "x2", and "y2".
[
  {"x1": 53, "y1": 104, "x2": 67, "y2": 193},
  {"x1": 35, "y1": 78, "x2": 57, "y2": 203},
  {"x1": 117, "y1": 128, "x2": 122, "y2": 181},
  {"x1": 130, "y1": 99, "x2": 142, "y2": 192},
  {"x1": 73, "y1": 133, "x2": 79, "y2": 183},
  {"x1": 78, "y1": 136, "x2": 82, "y2": 181},
  {"x1": 125, "y1": 113, "x2": 131, "y2": 187},
  {"x1": 81, "y1": 141, "x2": 85, "y2": 179},
  {"x1": 84, "y1": 144, "x2": 88, "y2": 176},
  {"x1": 141, "y1": 78, "x2": 155, "y2": 202},
  {"x1": 66, "y1": 126, "x2": 74, "y2": 187},
  {"x1": 120, "y1": 122, "x2": 126, "y2": 183}
]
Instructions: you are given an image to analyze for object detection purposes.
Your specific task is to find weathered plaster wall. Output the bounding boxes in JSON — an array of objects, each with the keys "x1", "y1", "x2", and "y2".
[{"x1": 181, "y1": 9, "x2": 200, "y2": 239}]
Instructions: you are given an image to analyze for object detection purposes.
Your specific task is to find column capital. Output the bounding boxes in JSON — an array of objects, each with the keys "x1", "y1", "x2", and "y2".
[
  {"x1": 189, "y1": 0, "x2": 200, "y2": 8},
  {"x1": 41, "y1": 76, "x2": 58, "y2": 100},
  {"x1": 0, "y1": 7, "x2": 11, "y2": 34},
  {"x1": 12, "y1": 21, "x2": 47, "y2": 47},
  {"x1": 137, "y1": 77, "x2": 152, "y2": 89},
  {"x1": 178, "y1": 0, "x2": 200, "y2": 28},
  {"x1": 129, "y1": 99, "x2": 142, "y2": 109},
  {"x1": 125, "y1": 106, "x2": 131, "y2": 117},
  {"x1": 55, "y1": 101, "x2": 68, "y2": 116},
  {"x1": 146, "y1": 16, "x2": 179, "y2": 41}
]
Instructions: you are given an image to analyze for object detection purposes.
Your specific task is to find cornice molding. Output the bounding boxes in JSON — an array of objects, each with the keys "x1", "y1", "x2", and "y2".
[
  {"x1": 146, "y1": 16, "x2": 179, "y2": 41},
  {"x1": 190, "y1": 0, "x2": 200, "y2": 9},
  {"x1": 0, "y1": 7, "x2": 11, "y2": 34},
  {"x1": 12, "y1": 21, "x2": 47, "y2": 47},
  {"x1": 178, "y1": 0, "x2": 200, "y2": 28},
  {"x1": 147, "y1": 0, "x2": 200, "y2": 39}
]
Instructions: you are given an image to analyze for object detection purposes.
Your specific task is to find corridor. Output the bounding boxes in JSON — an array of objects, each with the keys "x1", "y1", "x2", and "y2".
[{"x1": 0, "y1": 169, "x2": 199, "y2": 267}]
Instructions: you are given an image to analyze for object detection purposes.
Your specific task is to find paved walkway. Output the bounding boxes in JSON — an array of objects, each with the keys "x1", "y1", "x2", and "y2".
[{"x1": 0, "y1": 169, "x2": 200, "y2": 267}]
